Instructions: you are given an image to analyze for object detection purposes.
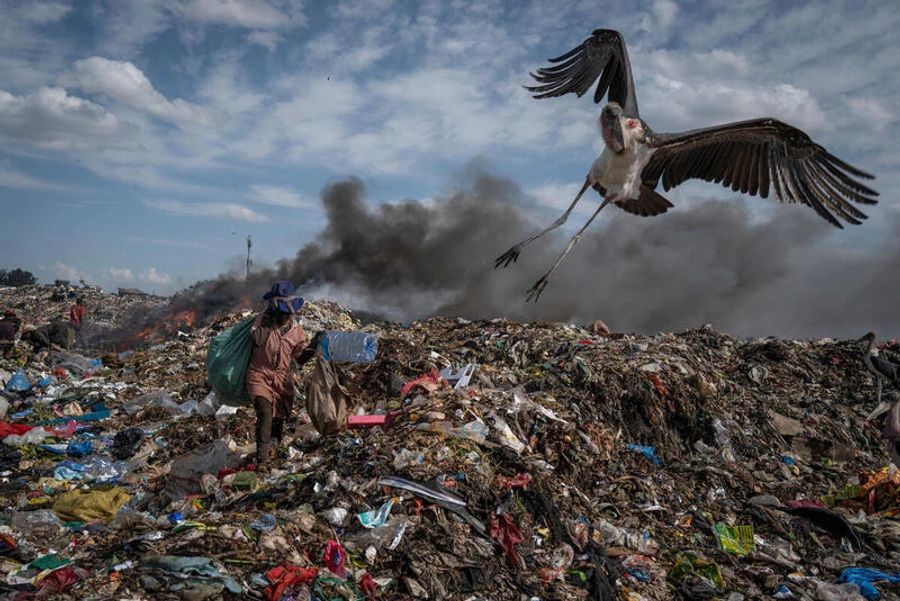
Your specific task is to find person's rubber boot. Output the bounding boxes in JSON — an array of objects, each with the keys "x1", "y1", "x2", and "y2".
[{"x1": 255, "y1": 443, "x2": 271, "y2": 471}]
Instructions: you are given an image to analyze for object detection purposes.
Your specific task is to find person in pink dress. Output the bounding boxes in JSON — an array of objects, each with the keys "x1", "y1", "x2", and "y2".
[{"x1": 245, "y1": 281, "x2": 317, "y2": 466}]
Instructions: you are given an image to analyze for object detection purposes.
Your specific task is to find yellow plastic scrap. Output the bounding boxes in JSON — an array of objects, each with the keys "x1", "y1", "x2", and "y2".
[
  {"x1": 714, "y1": 523, "x2": 756, "y2": 555},
  {"x1": 52, "y1": 487, "x2": 130, "y2": 523}
]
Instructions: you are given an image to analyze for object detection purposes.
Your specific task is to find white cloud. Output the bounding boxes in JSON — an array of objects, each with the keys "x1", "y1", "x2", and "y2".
[
  {"x1": 0, "y1": 164, "x2": 68, "y2": 191},
  {"x1": 529, "y1": 181, "x2": 597, "y2": 218},
  {"x1": 170, "y1": 0, "x2": 306, "y2": 29},
  {"x1": 15, "y1": 1, "x2": 70, "y2": 25},
  {"x1": 142, "y1": 267, "x2": 172, "y2": 285},
  {"x1": 247, "y1": 30, "x2": 282, "y2": 51},
  {"x1": 108, "y1": 267, "x2": 136, "y2": 282},
  {"x1": 52, "y1": 261, "x2": 89, "y2": 282},
  {"x1": 146, "y1": 199, "x2": 270, "y2": 222},
  {"x1": 848, "y1": 97, "x2": 894, "y2": 125},
  {"x1": 95, "y1": 1, "x2": 171, "y2": 57},
  {"x1": 249, "y1": 184, "x2": 314, "y2": 208},
  {"x1": 69, "y1": 57, "x2": 211, "y2": 126},
  {"x1": 640, "y1": 0, "x2": 678, "y2": 32},
  {"x1": 0, "y1": 86, "x2": 132, "y2": 150}
]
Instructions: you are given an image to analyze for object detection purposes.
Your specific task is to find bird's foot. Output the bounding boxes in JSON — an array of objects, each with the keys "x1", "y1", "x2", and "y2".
[
  {"x1": 525, "y1": 275, "x2": 550, "y2": 303},
  {"x1": 494, "y1": 244, "x2": 523, "y2": 269}
]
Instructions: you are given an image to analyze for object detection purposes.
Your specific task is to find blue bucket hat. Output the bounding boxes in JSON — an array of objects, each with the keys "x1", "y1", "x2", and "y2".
[{"x1": 263, "y1": 280, "x2": 304, "y2": 314}]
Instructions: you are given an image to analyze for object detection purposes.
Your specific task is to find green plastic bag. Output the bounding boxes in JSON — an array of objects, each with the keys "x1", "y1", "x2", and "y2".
[{"x1": 206, "y1": 316, "x2": 255, "y2": 406}]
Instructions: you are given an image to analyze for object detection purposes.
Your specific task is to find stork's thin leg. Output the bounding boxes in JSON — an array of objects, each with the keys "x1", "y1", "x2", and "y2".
[
  {"x1": 876, "y1": 376, "x2": 883, "y2": 405},
  {"x1": 495, "y1": 178, "x2": 591, "y2": 269},
  {"x1": 525, "y1": 196, "x2": 612, "y2": 302}
]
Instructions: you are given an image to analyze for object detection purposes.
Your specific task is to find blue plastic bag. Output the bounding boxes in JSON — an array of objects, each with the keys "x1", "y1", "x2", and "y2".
[
  {"x1": 837, "y1": 568, "x2": 900, "y2": 600},
  {"x1": 4, "y1": 369, "x2": 30, "y2": 392},
  {"x1": 205, "y1": 317, "x2": 255, "y2": 406},
  {"x1": 66, "y1": 440, "x2": 93, "y2": 457},
  {"x1": 626, "y1": 443, "x2": 661, "y2": 466}
]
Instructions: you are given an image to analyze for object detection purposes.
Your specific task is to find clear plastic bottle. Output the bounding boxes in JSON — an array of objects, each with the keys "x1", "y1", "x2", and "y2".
[{"x1": 320, "y1": 331, "x2": 379, "y2": 364}]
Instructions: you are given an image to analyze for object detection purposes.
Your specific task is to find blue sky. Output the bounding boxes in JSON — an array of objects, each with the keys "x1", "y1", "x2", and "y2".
[{"x1": 1, "y1": 0, "x2": 898, "y2": 294}]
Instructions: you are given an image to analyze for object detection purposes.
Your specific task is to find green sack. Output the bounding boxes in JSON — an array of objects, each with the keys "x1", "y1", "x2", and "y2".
[{"x1": 206, "y1": 316, "x2": 254, "y2": 406}]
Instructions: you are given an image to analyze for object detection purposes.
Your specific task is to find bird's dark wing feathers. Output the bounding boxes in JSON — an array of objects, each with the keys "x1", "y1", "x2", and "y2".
[
  {"x1": 526, "y1": 29, "x2": 639, "y2": 117},
  {"x1": 642, "y1": 119, "x2": 878, "y2": 228}
]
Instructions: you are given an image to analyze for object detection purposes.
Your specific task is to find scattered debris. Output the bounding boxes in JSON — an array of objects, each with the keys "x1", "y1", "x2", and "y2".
[{"x1": 0, "y1": 285, "x2": 897, "y2": 599}]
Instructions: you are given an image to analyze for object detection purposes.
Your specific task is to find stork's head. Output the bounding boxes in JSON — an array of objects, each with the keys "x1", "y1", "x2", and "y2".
[{"x1": 600, "y1": 102, "x2": 644, "y2": 153}]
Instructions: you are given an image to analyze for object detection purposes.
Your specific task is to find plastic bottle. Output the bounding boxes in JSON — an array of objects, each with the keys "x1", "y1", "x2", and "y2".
[{"x1": 319, "y1": 331, "x2": 379, "y2": 364}]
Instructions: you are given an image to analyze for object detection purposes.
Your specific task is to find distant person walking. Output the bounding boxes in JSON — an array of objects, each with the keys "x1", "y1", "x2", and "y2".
[
  {"x1": 245, "y1": 281, "x2": 317, "y2": 467},
  {"x1": 0, "y1": 310, "x2": 21, "y2": 358},
  {"x1": 67, "y1": 297, "x2": 87, "y2": 349}
]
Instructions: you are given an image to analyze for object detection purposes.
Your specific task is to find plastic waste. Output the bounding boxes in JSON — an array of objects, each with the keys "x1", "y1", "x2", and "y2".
[
  {"x1": 66, "y1": 440, "x2": 93, "y2": 457},
  {"x1": 323, "y1": 540, "x2": 347, "y2": 578},
  {"x1": 112, "y1": 427, "x2": 144, "y2": 460},
  {"x1": 123, "y1": 391, "x2": 180, "y2": 416},
  {"x1": 626, "y1": 444, "x2": 661, "y2": 466},
  {"x1": 4, "y1": 369, "x2": 30, "y2": 392},
  {"x1": 11, "y1": 509, "x2": 62, "y2": 537},
  {"x1": 488, "y1": 411, "x2": 526, "y2": 454},
  {"x1": 323, "y1": 507, "x2": 349, "y2": 527},
  {"x1": 713, "y1": 418, "x2": 736, "y2": 461},
  {"x1": 595, "y1": 519, "x2": 659, "y2": 554},
  {"x1": 392, "y1": 448, "x2": 424, "y2": 470},
  {"x1": 250, "y1": 513, "x2": 278, "y2": 532},
  {"x1": 814, "y1": 580, "x2": 865, "y2": 601},
  {"x1": 837, "y1": 568, "x2": 900, "y2": 600},
  {"x1": 714, "y1": 523, "x2": 756, "y2": 555},
  {"x1": 4, "y1": 427, "x2": 51, "y2": 446},
  {"x1": 439, "y1": 364, "x2": 476, "y2": 389},
  {"x1": 205, "y1": 316, "x2": 255, "y2": 406},
  {"x1": 165, "y1": 439, "x2": 243, "y2": 499},
  {"x1": 358, "y1": 498, "x2": 397, "y2": 528},
  {"x1": 319, "y1": 331, "x2": 378, "y2": 364}
]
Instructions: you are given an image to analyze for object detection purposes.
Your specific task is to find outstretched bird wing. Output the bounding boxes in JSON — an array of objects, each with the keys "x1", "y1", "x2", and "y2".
[
  {"x1": 642, "y1": 119, "x2": 878, "y2": 228},
  {"x1": 526, "y1": 28, "x2": 640, "y2": 117}
]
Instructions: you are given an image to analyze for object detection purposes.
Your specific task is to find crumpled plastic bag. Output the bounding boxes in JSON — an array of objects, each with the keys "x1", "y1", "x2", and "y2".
[{"x1": 165, "y1": 439, "x2": 243, "y2": 500}]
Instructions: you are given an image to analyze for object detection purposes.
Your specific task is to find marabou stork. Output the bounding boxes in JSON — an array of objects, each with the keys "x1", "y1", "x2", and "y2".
[
  {"x1": 495, "y1": 29, "x2": 879, "y2": 301},
  {"x1": 857, "y1": 332, "x2": 900, "y2": 404}
]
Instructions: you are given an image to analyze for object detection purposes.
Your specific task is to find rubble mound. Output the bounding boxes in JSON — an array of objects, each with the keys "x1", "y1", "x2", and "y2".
[{"x1": 0, "y1": 287, "x2": 898, "y2": 600}]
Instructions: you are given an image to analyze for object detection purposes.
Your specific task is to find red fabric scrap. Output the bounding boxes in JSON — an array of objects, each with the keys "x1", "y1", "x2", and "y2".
[
  {"x1": 359, "y1": 572, "x2": 378, "y2": 600},
  {"x1": 323, "y1": 540, "x2": 347, "y2": 578},
  {"x1": 489, "y1": 512, "x2": 524, "y2": 567},
  {"x1": 400, "y1": 369, "x2": 444, "y2": 397},
  {"x1": 495, "y1": 473, "x2": 533, "y2": 490},
  {"x1": 32, "y1": 566, "x2": 81, "y2": 599},
  {"x1": 646, "y1": 373, "x2": 667, "y2": 398},
  {"x1": 0, "y1": 422, "x2": 32, "y2": 437},
  {"x1": 50, "y1": 421, "x2": 76, "y2": 438},
  {"x1": 263, "y1": 565, "x2": 318, "y2": 601}
]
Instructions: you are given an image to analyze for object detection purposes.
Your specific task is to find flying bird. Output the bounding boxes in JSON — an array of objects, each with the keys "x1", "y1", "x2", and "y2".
[
  {"x1": 857, "y1": 332, "x2": 900, "y2": 404},
  {"x1": 495, "y1": 29, "x2": 879, "y2": 301}
]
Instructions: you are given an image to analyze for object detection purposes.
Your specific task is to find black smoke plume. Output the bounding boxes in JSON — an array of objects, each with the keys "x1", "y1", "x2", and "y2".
[{"x1": 131, "y1": 168, "x2": 900, "y2": 341}]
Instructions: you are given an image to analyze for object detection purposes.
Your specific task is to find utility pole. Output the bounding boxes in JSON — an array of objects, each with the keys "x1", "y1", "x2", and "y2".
[{"x1": 245, "y1": 235, "x2": 252, "y2": 281}]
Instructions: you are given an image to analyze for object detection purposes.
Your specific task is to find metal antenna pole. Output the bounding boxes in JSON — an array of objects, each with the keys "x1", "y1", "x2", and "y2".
[{"x1": 246, "y1": 236, "x2": 252, "y2": 281}]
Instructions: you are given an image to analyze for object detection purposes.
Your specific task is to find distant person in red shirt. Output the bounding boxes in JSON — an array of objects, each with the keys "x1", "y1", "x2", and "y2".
[{"x1": 67, "y1": 297, "x2": 87, "y2": 349}]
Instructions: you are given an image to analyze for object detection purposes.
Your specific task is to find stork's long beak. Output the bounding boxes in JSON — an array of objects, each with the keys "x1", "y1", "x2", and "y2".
[
  {"x1": 608, "y1": 117, "x2": 625, "y2": 153},
  {"x1": 856, "y1": 332, "x2": 875, "y2": 343}
]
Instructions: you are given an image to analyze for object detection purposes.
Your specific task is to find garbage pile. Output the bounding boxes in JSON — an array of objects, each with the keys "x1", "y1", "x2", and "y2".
[
  {"x1": 0, "y1": 284, "x2": 167, "y2": 350},
  {"x1": 0, "y1": 287, "x2": 898, "y2": 600}
]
